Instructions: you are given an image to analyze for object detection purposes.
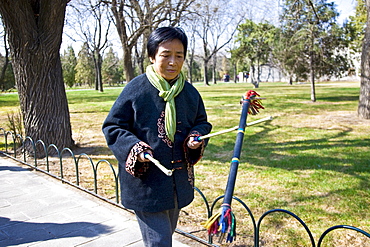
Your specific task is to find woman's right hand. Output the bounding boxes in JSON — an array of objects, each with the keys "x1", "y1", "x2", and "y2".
[{"x1": 137, "y1": 150, "x2": 153, "y2": 162}]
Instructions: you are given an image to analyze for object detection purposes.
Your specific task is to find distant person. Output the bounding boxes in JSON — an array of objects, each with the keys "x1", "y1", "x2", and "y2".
[
  {"x1": 102, "y1": 26, "x2": 212, "y2": 246},
  {"x1": 223, "y1": 73, "x2": 230, "y2": 82}
]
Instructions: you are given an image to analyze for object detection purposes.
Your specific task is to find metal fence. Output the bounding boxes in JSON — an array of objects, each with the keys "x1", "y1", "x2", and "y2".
[
  {"x1": 0, "y1": 128, "x2": 120, "y2": 203},
  {"x1": 1, "y1": 128, "x2": 369, "y2": 247}
]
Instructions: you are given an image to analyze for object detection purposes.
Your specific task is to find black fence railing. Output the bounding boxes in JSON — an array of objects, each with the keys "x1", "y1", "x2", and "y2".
[
  {"x1": 0, "y1": 128, "x2": 120, "y2": 203},
  {"x1": 1, "y1": 128, "x2": 369, "y2": 247}
]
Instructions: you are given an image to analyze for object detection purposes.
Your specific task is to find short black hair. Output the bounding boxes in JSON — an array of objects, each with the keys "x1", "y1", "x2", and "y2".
[{"x1": 147, "y1": 26, "x2": 188, "y2": 59}]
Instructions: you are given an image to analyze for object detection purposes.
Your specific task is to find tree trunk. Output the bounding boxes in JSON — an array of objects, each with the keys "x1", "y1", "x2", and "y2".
[
  {"x1": 110, "y1": 1, "x2": 134, "y2": 83},
  {"x1": 135, "y1": 44, "x2": 145, "y2": 75},
  {"x1": 123, "y1": 47, "x2": 135, "y2": 82},
  {"x1": 93, "y1": 50, "x2": 103, "y2": 92},
  {"x1": 310, "y1": 51, "x2": 316, "y2": 102},
  {"x1": 255, "y1": 55, "x2": 262, "y2": 87},
  {"x1": 257, "y1": 58, "x2": 261, "y2": 85},
  {"x1": 251, "y1": 64, "x2": 258, "y2": 88},
  {"x1": 310, "y1": 34, "x2": 316, "y2": 102},
  {"x1": 0, "y1": 0, "x2": 74, "y2": 153},
  {"x1": 212, "y1": 54, "x2": 217, "y2": 84},
  {"x1": 0, "y1": 30, "x2": 10, "y2": 91},
  {"x1": 187, "y1": 56, "x2": 194, "y2": 84},
  {"x1": 233, "y1": 63, "x2": 237, "y2": 83},
  {"x1": 358, "y1": 0, "x2": 370, "y2": 119},
  {"x1": 203, "y1": 61, "x2": 210, "y2": 86}
]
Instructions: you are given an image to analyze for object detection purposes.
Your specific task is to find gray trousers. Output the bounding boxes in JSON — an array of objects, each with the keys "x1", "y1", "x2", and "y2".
[{"x1": 135, "y1": 197, "x2": 180, "y2": 247}]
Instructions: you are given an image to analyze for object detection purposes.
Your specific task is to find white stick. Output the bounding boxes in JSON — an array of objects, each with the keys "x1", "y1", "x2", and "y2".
[
  {"x1": 144, "y1": 153, "x2": 173, "y2": 176},
  {"x1": 247, "y1": 115, "x2": 273, "y2": 126},
  {"x1": 199, "y1": 126, "x2": 239, "y2": 140},
  {"x1": 198, "y1": 116, "x2": 273, "y2": 141}
]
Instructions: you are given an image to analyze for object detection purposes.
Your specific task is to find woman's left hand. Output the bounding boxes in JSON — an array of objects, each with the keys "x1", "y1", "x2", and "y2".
[{"x1": 187, "y1": 137, "x2": 202, "y2": 149}]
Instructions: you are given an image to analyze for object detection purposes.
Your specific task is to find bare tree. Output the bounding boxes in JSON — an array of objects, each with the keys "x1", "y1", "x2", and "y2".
[
  {"x1": 358, "y1": 0, "x2": 370, "y2": 119},
  {"x1": 184, "y1": 23, "x2": 197, "y2": 84},
  {"x1": 188, "y1": 0, "x2": 244, "y2": 86},
  {"x1": 0, "y1": 0, "x2": 74, "y2": 152},
  {"x1": 67, "y1": 0, "x2": 112, "y2": 92},
  {"x1": 104, "y1": 0, "x2": 195, "y2": 82}
]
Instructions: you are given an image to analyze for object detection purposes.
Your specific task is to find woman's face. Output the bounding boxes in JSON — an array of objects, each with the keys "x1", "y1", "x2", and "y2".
[{"x1": 150, "y1": 39, "x2": 185, "y2": 81}]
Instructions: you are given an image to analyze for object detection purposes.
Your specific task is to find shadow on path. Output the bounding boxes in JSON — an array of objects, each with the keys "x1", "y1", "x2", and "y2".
[
  {"x1": 0, "y1": 216, "x2": 112, "y2": 246},
  {"x1": 0, "y1": 165, "x2": 31, "y2": 172}
]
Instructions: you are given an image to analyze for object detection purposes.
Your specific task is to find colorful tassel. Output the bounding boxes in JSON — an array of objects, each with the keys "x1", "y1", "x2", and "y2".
[{"x1": 203, "y1": 204, "x2": 237, "y2": 243}]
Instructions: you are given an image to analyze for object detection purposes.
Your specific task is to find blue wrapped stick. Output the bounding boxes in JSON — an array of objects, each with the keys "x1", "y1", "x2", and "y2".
[{"x1": 203, "y1": 90, "x2": 265, "y2": 243}]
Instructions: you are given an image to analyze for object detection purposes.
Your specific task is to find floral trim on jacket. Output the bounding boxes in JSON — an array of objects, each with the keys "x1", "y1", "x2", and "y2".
[
  {"x1": 183, "y1": 131, "x2": 205, "y2": 186},
  {"x1": 157, "y1": 111, "x2": 173, "y2": 148},
  {"x1": 126, "y1": 141, "x2": 152, "y2": 177}
]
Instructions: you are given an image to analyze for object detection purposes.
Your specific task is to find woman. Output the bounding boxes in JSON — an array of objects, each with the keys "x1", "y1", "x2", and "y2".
[{"x1": 102, "y1": 26, "x2": 212, "y2": 246}]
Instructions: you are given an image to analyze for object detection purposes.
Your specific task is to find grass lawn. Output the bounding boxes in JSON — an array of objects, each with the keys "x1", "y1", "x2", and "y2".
[{"x1": 0, "y1": 80, "x2": 369, "y2": 246}]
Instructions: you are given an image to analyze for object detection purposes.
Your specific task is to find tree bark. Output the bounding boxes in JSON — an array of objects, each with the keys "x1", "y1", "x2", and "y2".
[
  {"x1": 93, "y1": 49, "x2": 103, "y2": 92},
  {"x1": 233, "y1": 63, "x2": 237, "y2": 83},
  {"x1": 212, "y1": 54, "x2": 217, "y2": 84},
  {"x1": 0, "y1": 0, "x2": 74, "y2": 153},
  {"x1": 310, "y1": 50, "x2": 316, "y2": 102},
  {"x1": 122, "y1": 45, "x2": 135, "y2": 83},
  {"x1": 309, "y1": 31, "x2": 316, "y2": 102},
  {"x1": 203, "y1": 61, "x2": 210, "y2": 86},
  {"x1": 0, "y1": 29, "x2": 10, "y2": 91},
  {"x1": 358, "y1": 0, "x2": 370, "y2": 119},
  {"x1": 186, "y1": 55, "x2": 194, "y2": 84}
]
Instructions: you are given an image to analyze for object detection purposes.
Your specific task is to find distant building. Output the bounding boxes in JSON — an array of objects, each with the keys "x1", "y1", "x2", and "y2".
[
  {"x1": 239, "y1": 57, "x2": 360, "y2": 84},
  {"x1": 239, "y1": 65, "x2": 289, "y2": 83}
]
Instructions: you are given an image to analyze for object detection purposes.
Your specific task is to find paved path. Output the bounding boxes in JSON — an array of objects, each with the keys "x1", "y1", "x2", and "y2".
[{"x1": 0, "y1": 154, "x2": 192, "y2": 247}]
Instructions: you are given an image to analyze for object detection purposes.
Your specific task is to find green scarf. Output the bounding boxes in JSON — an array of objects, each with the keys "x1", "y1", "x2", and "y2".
[{"x1": 146, "y1": 64, "x2": 185, "y2": 142}]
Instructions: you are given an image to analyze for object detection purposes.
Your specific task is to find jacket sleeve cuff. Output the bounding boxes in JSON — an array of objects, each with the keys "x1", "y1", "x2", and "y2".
[
  {"x1": 126, "y1": 141, "x2": 152, "y2": 177},
  {"x1": 183, "y1": 131, "x2": 205, "y2": 166}
]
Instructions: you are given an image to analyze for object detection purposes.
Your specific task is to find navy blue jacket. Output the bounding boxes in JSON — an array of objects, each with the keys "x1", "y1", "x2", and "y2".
[{"x1": 102, "y1": 74, "x2": 212, "y2": 212}]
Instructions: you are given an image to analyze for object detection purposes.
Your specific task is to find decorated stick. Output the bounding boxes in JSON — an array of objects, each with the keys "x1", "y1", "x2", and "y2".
[
  {"x1": 203, "y1": 90, "x2": 264, "y2": 243},
  {"x1": 194, "y1": 116, "x2": 273, "y2": 142},
  {"x1": 144, "y1": 153, "x2": 173, "y2": 176},
  {"x1": 219, "y1": 94, "x2": 251, "y2": 242}
]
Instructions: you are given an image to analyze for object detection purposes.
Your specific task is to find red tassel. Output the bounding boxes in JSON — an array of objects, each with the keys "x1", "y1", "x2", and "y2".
[{"x1": 241, "y1": 90, "x2": 264, "y2": 115}]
